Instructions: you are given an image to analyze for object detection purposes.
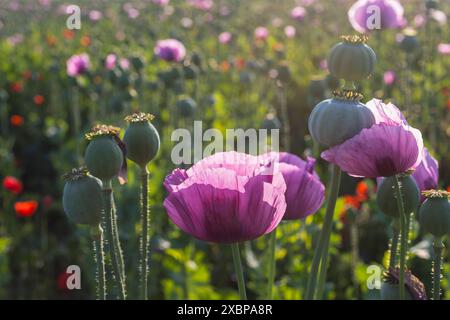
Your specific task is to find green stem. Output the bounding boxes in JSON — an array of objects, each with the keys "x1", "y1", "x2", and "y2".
[
  {"x1": 231, "y1": 243, "x2": 247, "y2": 300},
  {"x1": 389, "y1": 222, "x2": 399, "y2": 269},
  {"x1": 433, "y1": 239, "x2": 443, "y2": 300},
  {"x1": 393, "y1": 175, "x2": 407, "y2": 300},
  {"x1": 92, "y1": 224, "x2": 106, "y2": 300},
  {"x1": 102, "y1": 183, "x2": 126, "y2": 299},
  {"x1": 111, "y1": 195, "x2": 126, "y2": 286},
  {"x1": 140, "y1": 167, "x2": 149, "y2": 300},
  {"x1": 266, "y1": 230, "x2": 276, "y2": 299},
  {"x1": 305, "y1": 164, "x2": 341, "y2": 300}
]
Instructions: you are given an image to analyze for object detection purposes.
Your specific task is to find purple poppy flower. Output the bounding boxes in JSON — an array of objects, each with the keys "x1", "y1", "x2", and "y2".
[
  {"x1": 218, "y1": 32, "x2": 232, "y2": 44},
  {"x1": 154, "y1": 39, "x2": 186, "y2": 62},
  {"x1": 383, "y1": 70, "x2": 396, "y2": 85},
  {"x1": 89, "y1": 10, "x2": 103, "y2": 21},
  {"x1": 262, "y1": 152, "x2": 325, "y2": 220},
  {"x1": 291, "y1": 6, "x2": 307, "y2": 21},
  {"x1": 284, "y1": 25, "x2": 296, "y2": 38},
  {"x1": 105, "y1": 54, "x2": 117, "y2": 70},
  {"x1": 153, "y1": 0, "x2": 170, "y2": 5},
  {"x1": 412, "y1": 148, "x2": 439, "y2": 201},
  {"x1": 322, "y1": 99, "x2": 423, "y2": 178},
  {"x1": 254, "y1": 27, "x2": 269, "y2": 41},
  {"x1": 348, "y1": 0, "x2": 405, "y2": 34},
  {"x1": 438, "y1": 43, "x2": 450, "y2": 55},
  {"x1": 187, "y1": 0, "x2": 213, "y2": 11},
  {"x1": 163, "y1": 152, "x2": 286, "y2": 243},
  {"x1": 66, "y1": 53, "x2": 90, "y2": 77}
]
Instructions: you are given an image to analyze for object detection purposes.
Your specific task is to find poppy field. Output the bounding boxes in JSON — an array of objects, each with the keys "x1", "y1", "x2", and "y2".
[{"x1": 0, "y1": 0, "x2": 450, "y2": 301}]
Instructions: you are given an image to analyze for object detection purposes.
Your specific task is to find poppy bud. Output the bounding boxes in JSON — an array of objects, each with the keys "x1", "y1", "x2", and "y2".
[
  {"x1": 418, "y1": 190, "x2": 450, "y2": 237},
  {"x1": 376, "y1": 174, "x2": 420, "y2": 218},
  {"x1": 176, "y1": 97, "x2": 197, "y2": 118},
  {"x1": 62, "y1": 167, "x2": 103, "y2": 225},
  {"x1": 85, "y1": 125, "x2": 124, "y2": 182},
  {"x1": 123, "y1": 113, "x2": 160, "y2": 168}
]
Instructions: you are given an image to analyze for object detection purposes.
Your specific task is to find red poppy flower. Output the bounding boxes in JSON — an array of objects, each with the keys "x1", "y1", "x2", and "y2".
[
  {"x1": 57, "y1": 271, "x2": 70, "y2": 291},
  {"x1": 10, "y1": 115, "x2": 24, "y2": 127},
  {"x1": 344, "y1": 195, "x2": 361, "y2": 210},
  {"x1": 447, "y1": 186, "x2": 450, "y2": 192},
  {"x1": 63, "y1": 29, "x2": 75, "y2": 40},
  {"x1": 355, "y1": 181, "x2": 369, "y2": 202},
  {"x1": 33, "y1": 95, "x2": 45, "y2": 105},
  {"x1": 42, "y1": 195, "x2": 53, "y2": 208},
  {"x1": 80, "y1": 35, "x2": 91, "y2": 47},
  {"x1": 23, "y1": 70, "x2": 32, "y2": 81},
  {"x1": 14, "y1": 200, "x2": 38, "y2": 217},
  {"x1": 3, "y1": 176, "x2": 23, "y2": 194},
  {"x1": 10, "y1": 82, "x2": 22, "y2": 93}
]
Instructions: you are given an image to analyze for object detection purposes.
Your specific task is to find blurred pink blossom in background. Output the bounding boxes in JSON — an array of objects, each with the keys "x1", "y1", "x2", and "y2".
[
  {"x1": 254, "y1": 27, "x2": 269, "y2": 41},
  {"x1": 219, "y1": 32, "x2": 232, "y2": 44}
]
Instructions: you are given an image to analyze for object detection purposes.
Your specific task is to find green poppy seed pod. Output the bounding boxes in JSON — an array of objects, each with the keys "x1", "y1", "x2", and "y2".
[
  {"x1": 176, "y1": 97, "x2": 197, "y2": 118},
  {"x1": 328, "y1": 35, "x2": 377, "y2": 82},
  {"x1": 309, "y1": 77, "x2": 327, "y2": 99},
  {"x1": 123, "y1": 113, "x2": 160, "y2": 168},
  {"x1": 183, "y1": 64, "x2": 198, "y2": 80},
  {"x1": 308, "y1": 91, "x2": 375, "y2": 147},
  {"x1": 380, "y1": 268, "x2": 427, "y2": 300},
  {"x1": 425, "y1": 0, "x2": 439, "y2": 10},
  {"x1": 276, "y1": 63, "x2": 291, "y2": 83},
  {"x1": 400, "y1": 29, "x2": 419, "y2": 53},
  {"x1": 85, "y1": 125, "x2": 124, "y2": 182},
  {"x1": 62, "y1": 167, "x2": 103, "y2": 225},
  {"x1": 418, "y1": 190, "x2": 450, "y2": 237},
  {"x1": 380, "y1": 282, "x2": 413, "y2": 300},
  {"x1": 261, "y1": 112, "x2": 281, "y2": 130},
  {"x1": 131, "y1": 56, "x2": 144, "y2": 70},
  {"x1": 376, "y1": 175, "x2": 420, "y2": 218}
]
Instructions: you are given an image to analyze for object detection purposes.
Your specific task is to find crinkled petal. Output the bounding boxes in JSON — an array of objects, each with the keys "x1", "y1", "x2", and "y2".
[{"x1": 322, "y1": 124, "x2": 422, "y2": 178}]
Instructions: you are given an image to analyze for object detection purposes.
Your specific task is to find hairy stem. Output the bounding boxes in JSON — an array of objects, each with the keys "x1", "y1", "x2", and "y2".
[
  {"x1": 433, "y1": 238, "x2": 443, "y2": 300},
  {"x1": 140, "y1": 167, "x2": 150, "y2": 300},
  {"x1": 393, "y1": 175, "x2": 407, "y2": 300},
  {"x1": 92, "y1": 224, "x2": 106, "y2": 300},
  {"x1": 102, "y1": 182, "x2": 126, "y2": 299},
  {"x1": 389, "y1": 222, "x2": 400, "y2": 269},
  {"x1": 305, "y1": 164, "x2": 341, "y2": 300}
]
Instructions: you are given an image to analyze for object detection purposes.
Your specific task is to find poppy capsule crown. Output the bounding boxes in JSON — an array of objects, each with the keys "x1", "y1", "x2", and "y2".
[
  {"x1": 418, "y1": 190, "x2": 450, "y2": 237},
  {"x1": 376, "y1": 174, "x2": 420, "y2": 218},
  {"x1": 327, "y1": 35, "x2": 377, "y2": 82},
  {"x1": 123, "y1": 113, "x2": 160, "y2": 168},
  {"x1": 308, "y1": 90, "x2": 375, "y2": 147},
  {"x1": 62, "y1": 167, "x2": 103, "y2": 226},
  {"x1": 85, "y1": 125, "x2": 124, "y2": 182}
]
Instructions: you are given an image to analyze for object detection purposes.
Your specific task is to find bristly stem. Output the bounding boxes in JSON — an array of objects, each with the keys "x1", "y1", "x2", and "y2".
[
  {"x1": 102, "y1": 181, "x2": 126, "y2": 299},
  {"x1": 231, "y1": 243, "x2": 247, "y2": 300},
  {"x1": 140, "y1": 166, "x2": 150, "y2": 300},
  {"x1": 93, "y1": 224, "x2": 106, "y2": 300},
  {"x1": 266, "y1": 230, "x2": 277, "y2": 299},
  {"x1": 389, "y1": 221, "x2": 400, "y2": 269},
  {"x1": 433, "y1": 238, "x2": 443, "y2": 300},
  {"x1": 393, "y1": 175, "x2": 407, "y2": 300},
  {"x1": 305, "y1": 164, "x2": 341, "y2": 300}
]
